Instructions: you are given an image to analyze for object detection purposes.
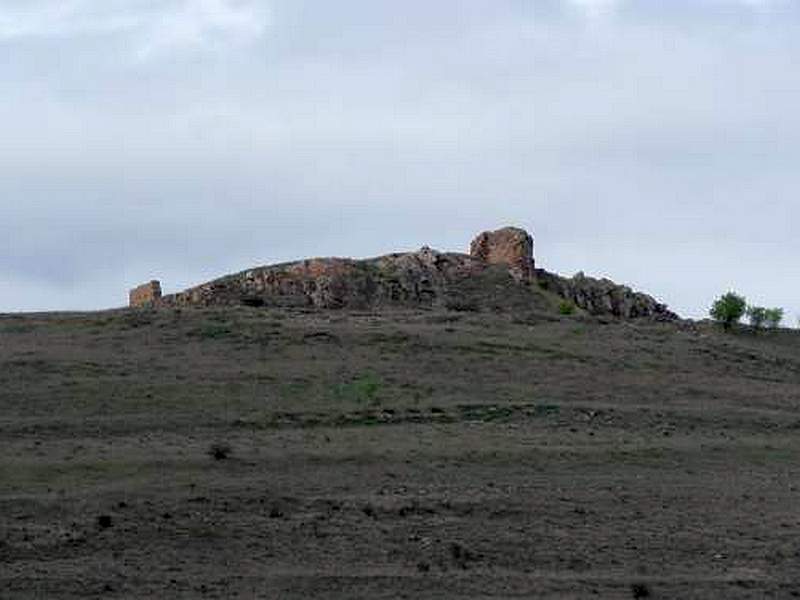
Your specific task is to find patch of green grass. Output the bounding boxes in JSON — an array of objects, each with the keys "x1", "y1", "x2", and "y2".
[
  {"x1": 0, "y1": 459, "x2": 154, "y2": 492},
  {"x1": 532, "y1": 403, "x2": 561, "y2": 416},
  {"x1": 559, "y1": 300, "x2": 576, "y2": 316},
  {"x1": 0, "y1": 323, "x2": 35, "y2": 334},
  {"x1": 333, "y1": 373, "x2": 383, "y2": 405},
  {"x1": 193, "y1": 322, "x2": 233, "y2": 339},
  {"x1": 739, "y1": 445, "x2": 797, "y2": 466}
]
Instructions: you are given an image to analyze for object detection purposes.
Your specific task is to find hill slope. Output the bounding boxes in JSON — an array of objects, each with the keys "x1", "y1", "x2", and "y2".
[{"x1": 2, "y1": 307, "x2": 800, "y2": 598}]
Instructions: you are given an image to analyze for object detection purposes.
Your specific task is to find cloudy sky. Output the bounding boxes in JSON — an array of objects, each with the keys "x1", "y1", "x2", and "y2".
[{"x1": 1, "y1": 0, "x2": 798, "y2": 320}]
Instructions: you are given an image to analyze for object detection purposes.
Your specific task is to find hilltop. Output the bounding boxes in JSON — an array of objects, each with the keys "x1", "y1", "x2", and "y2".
[{"x1": 128, "y1": 226, "x2": 676, "y2": 320}]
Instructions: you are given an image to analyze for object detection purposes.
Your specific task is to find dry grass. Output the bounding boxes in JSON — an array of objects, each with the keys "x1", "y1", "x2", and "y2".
[{"x1": 2, "y1": 306, "x2": 800, "y2": 598}]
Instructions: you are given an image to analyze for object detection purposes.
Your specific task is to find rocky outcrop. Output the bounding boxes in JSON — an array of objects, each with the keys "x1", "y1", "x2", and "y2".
[
  {"x1": 129, "y1": 281, "x2": 162, "y2": 307},
  {"x1": 536, "y1": 270, "x2": 676, "y2": 320},
  {"x1": 469, "y1": 227, "x2": 534, "y2": 281},
  {"x1": 128, "y1": 226, "x2": 676, "y2": 320},
  {"x1": 158, "y1": 248, "x2": 491, "y2": 310}
]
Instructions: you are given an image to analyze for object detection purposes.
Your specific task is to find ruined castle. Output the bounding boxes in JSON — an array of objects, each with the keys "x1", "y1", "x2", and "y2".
[{"x1": 129, "y1": 226, "x2": 675, "y2": 320}]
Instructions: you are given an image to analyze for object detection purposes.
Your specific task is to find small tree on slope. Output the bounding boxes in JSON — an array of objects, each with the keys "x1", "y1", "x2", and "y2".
[
  {"x1": 710, "y1": 292, "x2": 747, "y2": 331},
  {"x1": 747, "y1": 306, "x2": 768, "y2": 331},
  {"x1": 765, "y1": 307, "x2": 784, "y2": 329}
]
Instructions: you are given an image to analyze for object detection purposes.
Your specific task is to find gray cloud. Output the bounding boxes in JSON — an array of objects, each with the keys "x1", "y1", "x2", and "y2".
[
  {"x1": 0, "y1": 0, "x2": 268, "y2": 59},
  {"x1": 1, "y1": 0, "x2": 799, "y2": 322}
]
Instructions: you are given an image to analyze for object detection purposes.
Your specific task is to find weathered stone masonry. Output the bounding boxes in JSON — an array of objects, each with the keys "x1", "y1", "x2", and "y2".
[
  {"x1": 469, "y1": 226, "x2": 534, "y2": 281},
  {"x1": 129, "y1": 280, "x2": 162, "y2": 308}
]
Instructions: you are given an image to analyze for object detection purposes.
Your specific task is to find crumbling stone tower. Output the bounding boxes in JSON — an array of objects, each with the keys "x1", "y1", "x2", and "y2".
[
  {"x1": 469, "y1": 226, "x2": 535, "y2": 281},
  {"x1": 129, "y1": 280, "x2": 162, "y2": 308}
]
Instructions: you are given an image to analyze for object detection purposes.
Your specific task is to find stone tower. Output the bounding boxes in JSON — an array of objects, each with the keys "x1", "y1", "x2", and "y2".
[
  {"x1": 469, "y1": 226, "x2": 534, "y2": 281},
  {"x1": 129, "y1": 280, "x2": 162, "y2": 307}
]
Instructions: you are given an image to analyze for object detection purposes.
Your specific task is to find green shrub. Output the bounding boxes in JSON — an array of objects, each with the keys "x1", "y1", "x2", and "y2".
[
  {"x1": 765, "y1": 307, "x2": 784, "y2": 329},
  {"x1": 558, "y1": 300, "x2": 576, "y2": 316},
  {"x1": 746, "y1": 305, "x2": 783, "y2": 331},
  {"x1": 746, "y1": 306, "x2": 768, "y2": 330},
  {"x1": 710, "y1": 292, "x2": 747, "y2": 331}
]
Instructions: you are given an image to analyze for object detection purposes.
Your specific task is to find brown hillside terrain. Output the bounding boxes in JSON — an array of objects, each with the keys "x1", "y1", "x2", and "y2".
[{"x1": 2, "y1": 306, "x2": 800, "y2": 598}]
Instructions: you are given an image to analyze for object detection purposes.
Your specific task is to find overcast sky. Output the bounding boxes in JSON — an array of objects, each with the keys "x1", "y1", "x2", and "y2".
[{"x1": 1, "y1": 0, "x2": 798, "y2": 320}]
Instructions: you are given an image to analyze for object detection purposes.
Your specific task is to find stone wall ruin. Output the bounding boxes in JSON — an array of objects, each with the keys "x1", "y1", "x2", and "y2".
[
  {"x1": 129, "y1": 280, "x2": 162, "y2": 308},
  {"x1": 125, "y1": 225, "x2": 676, "y2": 319},
  {"x1": 469, "y1": 226, "x2": 534, "y2": 281}
]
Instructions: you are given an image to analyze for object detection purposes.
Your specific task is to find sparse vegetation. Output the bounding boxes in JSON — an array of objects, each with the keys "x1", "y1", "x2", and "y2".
[
  {"x1": 746, "y1": 305, "x2": 783, "y2": 331},
  {"x1": 765, "y1": 307, "x2": 784, "y2": 329},
  {"x1": 710, "y1": 291, "x2": 747, "y2": 331},
  {"x1": 558, "y1": 300, "x2": 576, "y2": 316},
  {"x1": 195, "y1": 322, "x2": 233, "y2": 339},
  {"x1": 445, "y1": 298, "x2": 480, "y2": 312},
  {"x1": 4, "y1": 307, "x2": 800, "y2": 598},
  {"x1": 747, "y1": 306, "x2": 768, "y2": 330},
  {"x1": 333, "y1": 373, "x2": 382, "y2": 405},
  {"x1": 0, "y1": 322, "x2": 35, "y2": 334},
  {"x1": 97, "y1": 515, "x2": 113, "y2": 529},
  {"x1": 208, "y1": 442, "x2": 232, "y2": 460}
]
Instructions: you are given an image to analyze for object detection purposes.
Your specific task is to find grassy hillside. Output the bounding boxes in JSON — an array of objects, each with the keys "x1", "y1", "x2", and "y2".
[{"x1": 2, "y1": 307, "x2": 800, "y2": 598}]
